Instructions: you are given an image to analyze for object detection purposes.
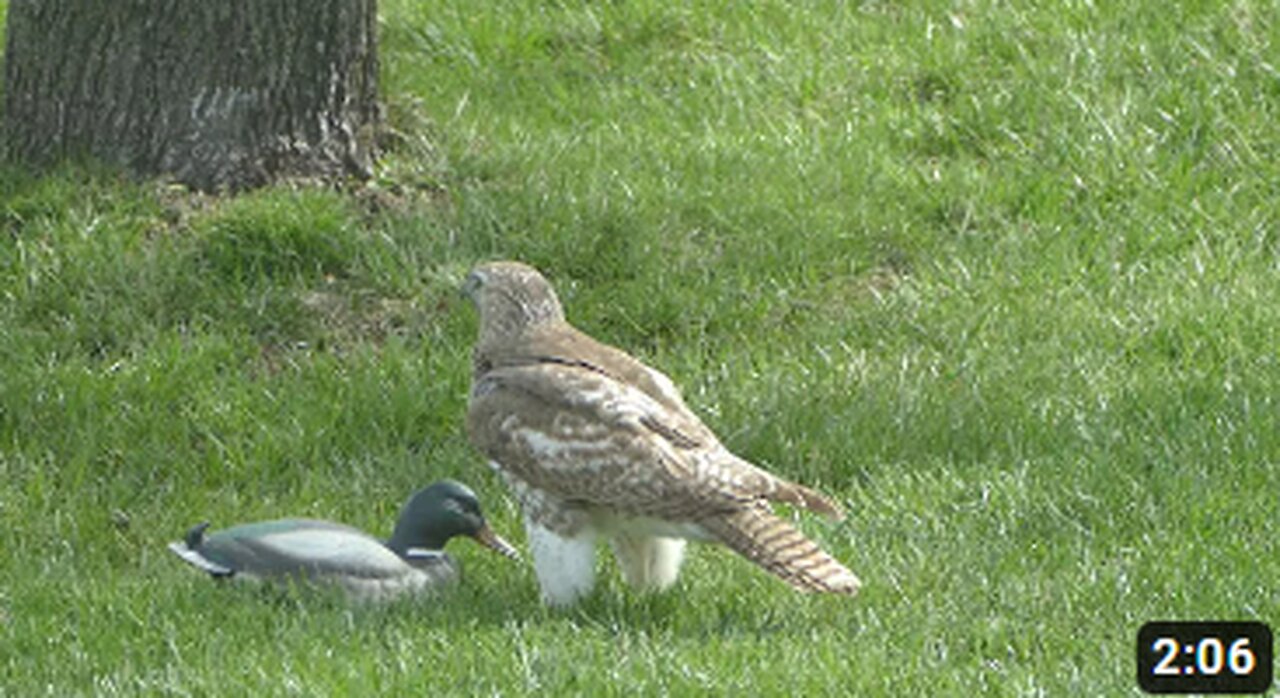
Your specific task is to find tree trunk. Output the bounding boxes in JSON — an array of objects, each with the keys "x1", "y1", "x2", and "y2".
[{"x1": 3, "y1": 0, "x2": 379, "y2": 192}]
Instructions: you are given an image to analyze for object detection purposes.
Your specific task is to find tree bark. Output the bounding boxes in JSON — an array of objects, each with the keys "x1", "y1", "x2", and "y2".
[{"x1": 3, "y1": 0, "x2": 379, "y2": 192}]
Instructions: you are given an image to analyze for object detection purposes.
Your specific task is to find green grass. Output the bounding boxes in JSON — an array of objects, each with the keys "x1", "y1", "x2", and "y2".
[{"x1": 4, "y1": 0, "x2": 1280, "y2": 694}]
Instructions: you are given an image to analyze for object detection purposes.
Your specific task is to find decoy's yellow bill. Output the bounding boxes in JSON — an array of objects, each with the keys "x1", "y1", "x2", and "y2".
[{"x1": 472, "y1": 524, "x2": 520, "y2": 560}]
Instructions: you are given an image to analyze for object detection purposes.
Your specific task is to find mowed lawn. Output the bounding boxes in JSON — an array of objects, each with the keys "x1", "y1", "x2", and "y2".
[{"x1": 3, "y1": 0, "x2": 1279, "y2": 694}]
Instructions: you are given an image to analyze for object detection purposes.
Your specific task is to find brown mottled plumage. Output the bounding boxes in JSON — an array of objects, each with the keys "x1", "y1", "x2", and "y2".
[{"x1": 463, "y1": 261, "x2": 860, "y2": 604}]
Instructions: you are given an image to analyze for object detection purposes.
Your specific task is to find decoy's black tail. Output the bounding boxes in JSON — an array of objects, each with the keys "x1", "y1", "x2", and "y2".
[{"x1": 184, "y1": 521, "x2": 212, "y2": 549}]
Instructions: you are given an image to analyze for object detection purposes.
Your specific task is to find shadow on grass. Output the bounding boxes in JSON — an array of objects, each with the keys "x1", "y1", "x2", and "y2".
[
  {"x1": 173, "y1": 566, "x2": 864, "y2": 641},
  {"x1": 370, "y1": 574, "x2": 864, "y2": 641}
]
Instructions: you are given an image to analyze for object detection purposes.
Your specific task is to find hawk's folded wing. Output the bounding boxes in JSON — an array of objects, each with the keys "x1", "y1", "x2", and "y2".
[{"x1": 467, "y1": 361, "x2": 790, "y2": 520}]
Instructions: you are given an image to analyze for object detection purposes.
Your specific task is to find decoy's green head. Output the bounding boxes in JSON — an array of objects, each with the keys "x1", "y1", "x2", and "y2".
[{"x1": 387, "y1": 480, "x2": 519, "y2": 560}]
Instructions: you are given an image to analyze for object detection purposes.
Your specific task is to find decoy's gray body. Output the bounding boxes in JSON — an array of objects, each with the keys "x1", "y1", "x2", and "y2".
[{"x1": 168, "y1": 480, "x2": 518, "y2": 602}]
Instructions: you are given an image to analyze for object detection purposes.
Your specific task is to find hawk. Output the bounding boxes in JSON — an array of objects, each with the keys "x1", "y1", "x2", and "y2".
[{"x1": 462, "y1": 261, "x2": 860, "y2": 605}]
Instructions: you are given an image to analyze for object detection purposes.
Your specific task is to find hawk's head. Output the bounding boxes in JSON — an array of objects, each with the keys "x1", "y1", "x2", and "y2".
[{"x1": 462, "y1": 261, "x2": 566, "y2": 342}]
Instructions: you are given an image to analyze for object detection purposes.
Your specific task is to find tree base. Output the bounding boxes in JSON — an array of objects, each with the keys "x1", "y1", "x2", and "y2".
[{"x1": 3, "y1": 0, "x2": 380, "y2": 193}]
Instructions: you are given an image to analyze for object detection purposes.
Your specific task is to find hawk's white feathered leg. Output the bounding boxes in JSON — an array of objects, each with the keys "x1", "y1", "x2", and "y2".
[
  {"x1": 526, "y1": 517, "x2": 597, "y2": 606},
  {"x1": 609, "y1": 533, "x2": 686, "y2": 592}
]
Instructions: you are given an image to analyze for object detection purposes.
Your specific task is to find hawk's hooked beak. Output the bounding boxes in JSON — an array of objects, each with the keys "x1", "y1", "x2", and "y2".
[
  {"x1": 471, "y1": 523, "x2": 520, "y2": 561},
  {"x1": 460, "y1": 270, "x2": 484, "y2": 302}
]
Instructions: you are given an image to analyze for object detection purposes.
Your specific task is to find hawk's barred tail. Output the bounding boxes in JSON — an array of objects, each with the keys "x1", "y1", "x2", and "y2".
[{"x1": 700, "y1": 506, "x2": 861, "y2": 595}]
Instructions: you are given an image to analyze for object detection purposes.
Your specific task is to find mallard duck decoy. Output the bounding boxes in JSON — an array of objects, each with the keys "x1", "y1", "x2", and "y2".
[{"x1": 168, "y1": 480, "x2": 519, "y2": 601}]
